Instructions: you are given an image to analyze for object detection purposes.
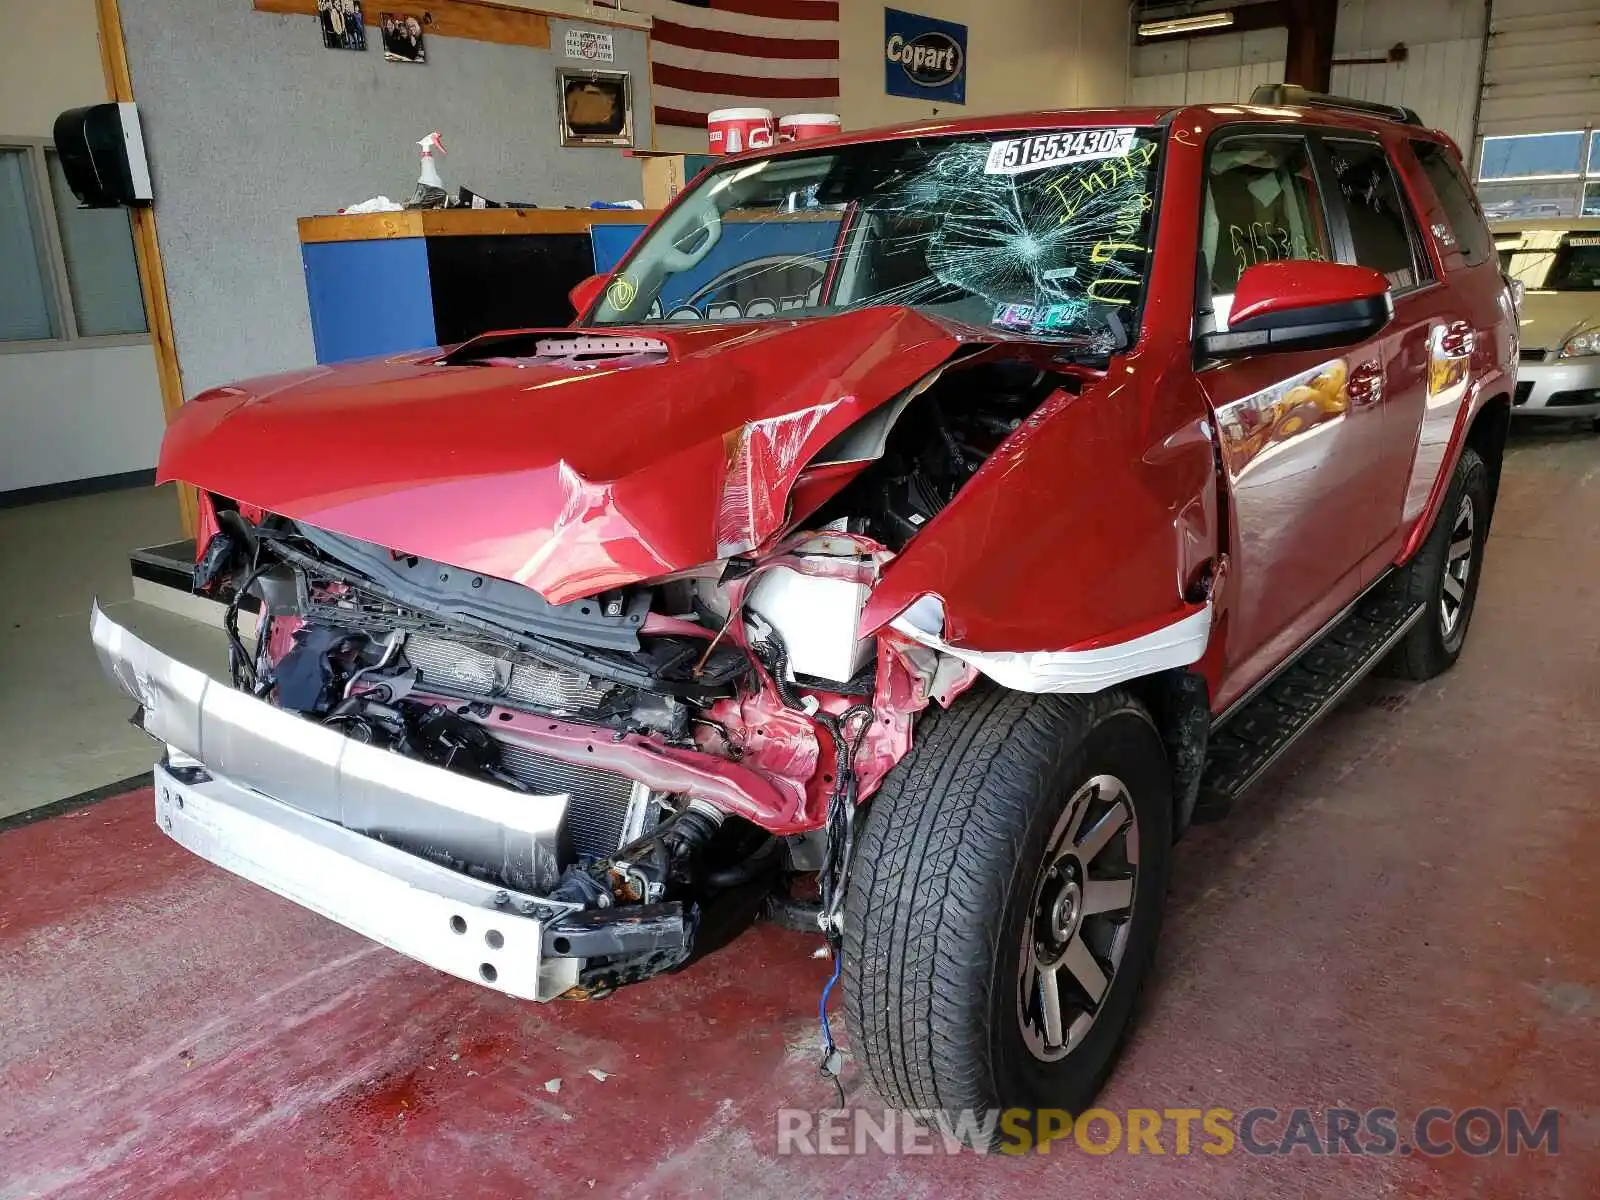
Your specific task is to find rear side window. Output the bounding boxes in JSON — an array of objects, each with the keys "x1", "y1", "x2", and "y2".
[
  {"x1": 1201, "y1": 136, "x2": 1333, "y2": 307},
  {"x1": 1326, "y1": 139, "x2": 1429, "y2": 291},
  {"x1": 1411, "y1": 140, "x2": 1492, "y2": 266}
]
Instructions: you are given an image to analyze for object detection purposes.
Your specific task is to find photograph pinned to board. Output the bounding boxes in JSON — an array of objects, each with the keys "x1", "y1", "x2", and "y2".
[
  {"x1": 318, "y1": 0, "x2": 366, "y2": 51},
  {"x1": 381, "y1": 13, "x2": 426, "y2": 63}
]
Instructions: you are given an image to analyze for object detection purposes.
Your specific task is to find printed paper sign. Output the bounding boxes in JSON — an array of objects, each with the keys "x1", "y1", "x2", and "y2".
[
  {"x1": 565, "y1": 28, "x2": 615, "y2": 62},
  {"x1": 985, "y1": 128, "x2": 1135, "y2": 176}
]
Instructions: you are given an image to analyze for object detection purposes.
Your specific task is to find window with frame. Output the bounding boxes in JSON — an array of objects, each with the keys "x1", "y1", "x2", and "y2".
[
  {"x1": 0, "y1": 140, "x2": 147, "y2": 346},
  {"x1": 1200, "y1": 136, "x2": 1332, "y2": 328},
  {"x1": 1325, "y1": 139, "x2": 1428, "y2": 292},
  {"x1": 1474, "y1": 129, "x2": 1600, "y2": 222}
]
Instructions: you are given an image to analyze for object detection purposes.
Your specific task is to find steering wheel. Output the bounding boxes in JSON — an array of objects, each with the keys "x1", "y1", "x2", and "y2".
[{"x1": 658, "y1": 208, "x2": 723, "y2": 274}]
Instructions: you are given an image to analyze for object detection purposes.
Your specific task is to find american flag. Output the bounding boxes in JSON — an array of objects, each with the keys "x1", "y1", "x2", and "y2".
[{"x1": 620, "y1": 0, "x2": 841, "y2": 130}]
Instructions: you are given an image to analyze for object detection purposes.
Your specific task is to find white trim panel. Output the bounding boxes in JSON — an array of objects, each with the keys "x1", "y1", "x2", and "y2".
[{"x1": 891, "y1": 601, "x2": 1214, "y2": 694}]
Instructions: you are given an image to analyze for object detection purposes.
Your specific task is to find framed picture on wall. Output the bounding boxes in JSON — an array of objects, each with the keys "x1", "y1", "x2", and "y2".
[
  {"x1": 381, "y1": 13, "x2": 426, "y2": 63},
  {"x1": 318, "y1": 0, "x2": 367, "y2": 51},
  {"x1": 558, "y1": 69, "x2": 633, "y2": 148}
]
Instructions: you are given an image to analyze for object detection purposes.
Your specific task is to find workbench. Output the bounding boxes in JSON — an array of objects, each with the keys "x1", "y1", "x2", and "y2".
[{"x1": 297, "y1": 208, "x2": 657, "y2": 362}]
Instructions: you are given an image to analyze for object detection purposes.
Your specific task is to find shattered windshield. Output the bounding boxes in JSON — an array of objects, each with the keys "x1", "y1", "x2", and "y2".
[{"x1": 587, "y1": 128, "x2": 1163, "y2": 348}]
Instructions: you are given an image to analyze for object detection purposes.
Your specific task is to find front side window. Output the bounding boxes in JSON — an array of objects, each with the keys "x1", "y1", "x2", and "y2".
[
  {"x1": 587, "y1": 129, "x2": 1163, "y2": 351},
  {"x1": 1200, "y1": 136, "x2": 1332, "y2": 326},
  {"x1": 1326, "y1": 139, "x2": 1427, "y2": 291}
]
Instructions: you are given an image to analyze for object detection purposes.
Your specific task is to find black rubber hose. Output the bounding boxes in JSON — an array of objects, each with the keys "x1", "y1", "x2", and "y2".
[{"x1": 703, "y1": 836, "x2": 781, "y2": 889}]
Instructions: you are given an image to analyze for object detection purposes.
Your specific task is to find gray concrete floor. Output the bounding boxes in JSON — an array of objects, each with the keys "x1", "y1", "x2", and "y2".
[{"x1": 0, "y1": 485, "x2": 229, "y2": 820}]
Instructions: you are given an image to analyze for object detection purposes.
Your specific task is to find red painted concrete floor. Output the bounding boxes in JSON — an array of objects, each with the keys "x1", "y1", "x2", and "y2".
[{"x1": 3, "y1": 433, "x2": 1598, "y2": 1198}]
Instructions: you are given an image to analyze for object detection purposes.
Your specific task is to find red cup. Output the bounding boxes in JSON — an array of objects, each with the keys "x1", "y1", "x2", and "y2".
[
  {"x1": 708, "y1": 107, "x2": 776, "y2": 155},
  {"x1": 778, "y1": 113, "x2": 841, "y2": 142}
]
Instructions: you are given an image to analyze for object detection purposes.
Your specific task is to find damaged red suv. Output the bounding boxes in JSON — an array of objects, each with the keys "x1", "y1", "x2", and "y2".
[{"x1": 94, "y1": 86, "x2": 1515, "y2": 1124}]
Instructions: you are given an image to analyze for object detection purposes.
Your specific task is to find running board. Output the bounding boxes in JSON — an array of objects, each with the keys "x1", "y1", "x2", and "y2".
[{"x1": 1192, "y1": 572, "x2": 1424, "y2": 822}]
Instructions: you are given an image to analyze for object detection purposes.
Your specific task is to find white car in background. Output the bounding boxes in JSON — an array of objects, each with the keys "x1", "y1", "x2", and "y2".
[{"x1": 1499, "y1": 218, "x2": 1600, "y2": 428}]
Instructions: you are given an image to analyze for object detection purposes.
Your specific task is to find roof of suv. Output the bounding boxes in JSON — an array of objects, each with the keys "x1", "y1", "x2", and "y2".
[{"x1": 726, "y1": 102, "x2": 1454, "y2": 162}]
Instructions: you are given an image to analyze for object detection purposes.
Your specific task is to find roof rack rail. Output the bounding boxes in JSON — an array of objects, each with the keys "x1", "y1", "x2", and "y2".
[{"x1": 1248, "y1": 83, "x2": 1423, "y2": 127}]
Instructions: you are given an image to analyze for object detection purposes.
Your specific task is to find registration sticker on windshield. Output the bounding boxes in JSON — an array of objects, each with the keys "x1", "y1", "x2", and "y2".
[{"x1": 984, "y1": 128, "x2": 1136, "y2": 176}]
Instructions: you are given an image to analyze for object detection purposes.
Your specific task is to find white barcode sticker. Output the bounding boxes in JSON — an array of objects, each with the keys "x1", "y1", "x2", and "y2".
[{"x1": 984, "y1": 128, "x2": 1135, "y2": 176}]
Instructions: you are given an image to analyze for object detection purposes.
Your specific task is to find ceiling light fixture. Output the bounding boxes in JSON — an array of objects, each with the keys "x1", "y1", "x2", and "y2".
[{"x1": 1137, "y1": 11, "x2": 1236, "y2": 37}]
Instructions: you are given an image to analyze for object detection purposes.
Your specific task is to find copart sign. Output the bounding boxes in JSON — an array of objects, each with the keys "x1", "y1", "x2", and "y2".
[{"x1": 884, "y1": 7, "x2": 967, "y2": 104}]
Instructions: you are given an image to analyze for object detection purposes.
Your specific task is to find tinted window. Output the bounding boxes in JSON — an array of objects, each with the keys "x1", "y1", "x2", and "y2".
[
  {"x1": 1327, "y1": 140, "x2": 1427, "y2": 290},
  {"x1": 1411, "y1": 140, "x2": 1492, "y2": 266},
  {"x1": 1202, "y1": 137, "x2": 1332, "y2": 302},
  {"x1": 1548, "y1": 240, "x2": 1600, "y2": 289},
  {"x1": 1502, "y1": 234, "x2": 1600, "y2": 291}
]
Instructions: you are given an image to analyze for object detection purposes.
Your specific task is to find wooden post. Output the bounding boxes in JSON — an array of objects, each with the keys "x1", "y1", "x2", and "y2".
[
  {"x1": 1284, "y1": 0, "x2": 1338, "y2": 93},
  {"x1": 94, "y1": 0, "x2": 197, "y2": 535}
]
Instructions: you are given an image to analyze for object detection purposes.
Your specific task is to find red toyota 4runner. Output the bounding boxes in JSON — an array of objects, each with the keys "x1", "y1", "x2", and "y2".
[{"x1": 94, "y1": 85, "x2": 1515, "y2": 1124}]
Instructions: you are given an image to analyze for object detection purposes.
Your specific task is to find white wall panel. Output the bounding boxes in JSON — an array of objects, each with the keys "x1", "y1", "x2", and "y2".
[
  {"x1": 1130, "y1": 0, "x2": 1484, "y2": 150},
  {"x1": 0, "y1": 345, "x2": 165, "y2": 492},
  {"x1": 1128, "y1": 27, "x2": 1287, "y2": 106},
  {"x1": 1480, "y1": 0, "x2": 1600, "y2": 136},
  {"x1": 1331, "y1": 36, "x2": 1483, "y2": 153},
  {"x1": 1334, "y1": 0, "x2": 1486, "y2": 52}
]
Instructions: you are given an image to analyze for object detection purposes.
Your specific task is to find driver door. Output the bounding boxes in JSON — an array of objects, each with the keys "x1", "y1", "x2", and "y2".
[{"x1": 1195, "y1": 133, "x2": 1394, "y2": 709}]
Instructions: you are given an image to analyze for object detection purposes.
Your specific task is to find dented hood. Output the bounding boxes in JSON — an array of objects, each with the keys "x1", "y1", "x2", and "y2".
[{"x1": 160, "y1": 307, "x2": 970, "y2": 604}]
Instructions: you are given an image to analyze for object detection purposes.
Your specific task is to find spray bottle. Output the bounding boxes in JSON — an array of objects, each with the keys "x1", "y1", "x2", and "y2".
[{"x1": 407, "y1": 131, "x2": 448, "y2": 209}]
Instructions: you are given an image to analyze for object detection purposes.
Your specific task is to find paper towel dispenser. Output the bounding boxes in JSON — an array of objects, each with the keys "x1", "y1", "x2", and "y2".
[{"x1": 52, "y1": 102, "x2": 152, "y2": 208}]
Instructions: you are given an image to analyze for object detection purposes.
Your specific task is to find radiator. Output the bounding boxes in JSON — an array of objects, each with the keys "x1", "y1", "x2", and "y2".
[{"x1": 496, "y1": 741, "x2": 639, "y2": 862}]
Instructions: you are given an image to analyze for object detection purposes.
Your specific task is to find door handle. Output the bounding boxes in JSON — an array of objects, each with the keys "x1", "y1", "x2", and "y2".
[
  {"x1": 1437, "y1": 321, "x2": 1475, "y2": 358},
  {"x1": 1348, "y1": 360, "x2": 1384, "y2": 408}
]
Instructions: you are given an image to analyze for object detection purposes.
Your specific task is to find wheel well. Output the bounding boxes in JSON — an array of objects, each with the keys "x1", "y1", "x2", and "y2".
[
  {"x1": 1465, "y1": 392, "x2": 1511, "y2": 525},
  {"x1": 1122, "y1": 668, "x2": 1209, "y2": 837}
]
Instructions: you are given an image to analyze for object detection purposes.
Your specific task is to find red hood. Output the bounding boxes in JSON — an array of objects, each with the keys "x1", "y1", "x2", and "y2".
[{"x1": 160, "y1": 308, "x2": 971, "y2": 604}]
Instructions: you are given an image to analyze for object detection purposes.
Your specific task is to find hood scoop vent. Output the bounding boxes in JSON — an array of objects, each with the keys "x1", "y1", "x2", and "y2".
[{"x1": 440, "y1": 331, "x2": 670, "y2": 369}]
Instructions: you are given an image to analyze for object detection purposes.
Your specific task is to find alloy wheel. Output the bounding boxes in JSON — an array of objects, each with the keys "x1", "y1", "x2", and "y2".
[
  {"x1": 1440, "y1": 493, "x2": 1475, "y2": 640},
  {"x1": 1017, "y1": 774, "x2": 1139, "y2": 1062}
]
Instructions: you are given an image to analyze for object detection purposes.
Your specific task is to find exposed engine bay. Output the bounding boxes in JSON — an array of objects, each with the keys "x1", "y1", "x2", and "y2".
[{"x1": 191, "y1": 353, "x2": 1075, "y2": 995}]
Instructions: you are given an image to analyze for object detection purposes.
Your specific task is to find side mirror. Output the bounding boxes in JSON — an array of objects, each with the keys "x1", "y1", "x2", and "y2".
[
  {"x1": 1202, "y1": 261, "x2": 1393, "y2": 358},
  {"x1": 568, "y1": 273, "x2": 607, "y2": 318}
]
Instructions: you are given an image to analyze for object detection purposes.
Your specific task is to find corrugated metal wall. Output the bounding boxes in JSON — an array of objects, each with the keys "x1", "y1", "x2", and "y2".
[
  {"x1": 1479, "y1": 0, "x2": 1600, "y2": 136},
  {"x1": 1129, "y1": 28, "x2": 1286, "y2": 107},
  {"x1": 1129, "y1": 0, "x2": 1487, "y2": 152}
]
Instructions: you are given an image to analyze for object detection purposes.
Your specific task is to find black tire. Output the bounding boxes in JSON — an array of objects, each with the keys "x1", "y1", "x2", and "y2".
[
  {"x1": 1386, "y1": 446, "x2": 1489, "y2": 681},
  {"x1": 842, "y1": 685, "x2": 1171, "y2": 1135}
]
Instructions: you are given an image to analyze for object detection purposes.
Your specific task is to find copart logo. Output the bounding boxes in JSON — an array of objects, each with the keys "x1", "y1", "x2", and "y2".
[{"x1": 885, "y1": 30, "x2": 963, "y2": 88}]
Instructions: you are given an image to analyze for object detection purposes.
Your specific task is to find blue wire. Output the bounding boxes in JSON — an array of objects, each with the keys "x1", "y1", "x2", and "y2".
[{"x1": 818, "y1": 953, "x2": 843, "y2": 1053}]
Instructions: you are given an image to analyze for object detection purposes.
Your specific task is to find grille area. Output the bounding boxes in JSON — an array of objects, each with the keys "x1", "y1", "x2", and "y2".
[
  {"x1": 404, "y1": 632, "x2": 610, "y2": 715},
  {"x1": 1519, "y1": 347, "x2": 1549, "y2": 363},
  {"x1": 496, "y1": 741, "x2": 636, "y2": 862},
  {"x1": 1514, "y1": 380, "x2": 1533, "y2": 406}
]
